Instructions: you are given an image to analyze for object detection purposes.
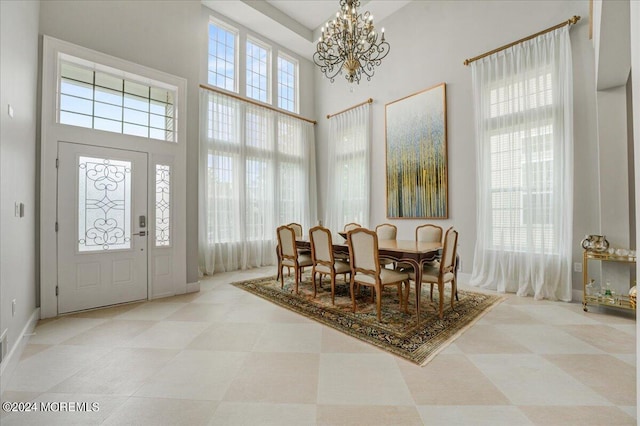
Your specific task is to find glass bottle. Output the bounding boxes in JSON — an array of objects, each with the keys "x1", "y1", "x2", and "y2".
[
  {"x1": 585, "y1": 279, "x2": 595, "y2": 297},
  {"x1": 603, "y1": 281, "x2": 614, "y2": 304}
]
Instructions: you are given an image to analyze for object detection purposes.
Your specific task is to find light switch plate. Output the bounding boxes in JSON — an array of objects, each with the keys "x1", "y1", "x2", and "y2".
[{"x1": 7, "y1": 104, "x2": 14, "y2": 118}]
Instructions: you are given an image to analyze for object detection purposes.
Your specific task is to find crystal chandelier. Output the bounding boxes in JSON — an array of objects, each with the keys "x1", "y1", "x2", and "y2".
[{"x1": 313, "y1": 0, "x2": 390, "y2": 84}]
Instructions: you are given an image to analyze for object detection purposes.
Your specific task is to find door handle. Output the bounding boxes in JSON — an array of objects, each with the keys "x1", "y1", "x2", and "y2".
[{"x1": 133, "y1": 231, "x2": 146, "y2": 236}]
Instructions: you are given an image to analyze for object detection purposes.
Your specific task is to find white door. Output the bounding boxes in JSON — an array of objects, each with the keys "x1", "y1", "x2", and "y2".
[{"x1": 57, "y1": 142, "x2": 148, "y2": 313}]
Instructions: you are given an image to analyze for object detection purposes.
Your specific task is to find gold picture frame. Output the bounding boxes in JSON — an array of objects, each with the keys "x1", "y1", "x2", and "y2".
[{"x1": 385, "y1": 83, "x2": 448, "y2": 219}]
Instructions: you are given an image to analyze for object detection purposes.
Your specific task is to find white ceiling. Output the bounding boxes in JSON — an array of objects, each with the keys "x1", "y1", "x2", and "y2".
[
  {"x1": 202, "y1": 0, "x2": 411, "y2": 58},
  {"x1": 266, "y1": 1, "x2": 341, "y2": 31}
]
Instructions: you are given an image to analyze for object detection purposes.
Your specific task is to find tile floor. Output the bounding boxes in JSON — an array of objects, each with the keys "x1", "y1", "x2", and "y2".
[{"x1": 1, "y1": 267, "x2": 636, "y2": 425}]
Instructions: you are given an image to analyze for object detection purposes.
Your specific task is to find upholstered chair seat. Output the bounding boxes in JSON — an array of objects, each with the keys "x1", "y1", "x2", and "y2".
[{"x1": 314, "y1": 260, "x2": 350, "y2": 275}]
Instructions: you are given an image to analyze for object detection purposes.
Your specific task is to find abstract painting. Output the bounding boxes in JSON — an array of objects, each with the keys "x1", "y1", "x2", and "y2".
[{"x1": 385, "y1": 83, "x2": 448, "y2": 218}]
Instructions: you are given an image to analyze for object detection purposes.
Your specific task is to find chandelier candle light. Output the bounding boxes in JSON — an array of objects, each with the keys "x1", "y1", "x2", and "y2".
[{"x1": 313, "y1": 0, "x2": 390, "y2": 84}]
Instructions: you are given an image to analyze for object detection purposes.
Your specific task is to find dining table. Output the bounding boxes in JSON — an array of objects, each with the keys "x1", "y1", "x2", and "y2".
[{"x1": 295, "y1": 237, "x2": 444, "y2": 321}]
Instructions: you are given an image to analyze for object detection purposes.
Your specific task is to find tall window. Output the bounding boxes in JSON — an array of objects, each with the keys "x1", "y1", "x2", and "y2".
[
  {"x1": 59, "y1": 59, "x2": 176, "y2": 142},
  {"x1": 208, "y1": 20, "x2": 237, "y2": 91},
  {"x1": 488, "y1": 74, "x2": 555, "y2": 253},
  {"x1": 246, "y1": 39, "x2": 270, "y2": 102},
  {"x1": 470, "y1": 27, "x2": 573, "y2": 301},
  {"x1": 324, "y1": 103, "x2": 371, "y2": 232},
  {"x1": 199, "y1": 89, "x2": 316, "y2": 274},
  {"x1": 277, "y1": 54, "x2": 297, "y2": 113},
  {"x1": 207, "y1": 15, "x2": 298, "y2": 113}
]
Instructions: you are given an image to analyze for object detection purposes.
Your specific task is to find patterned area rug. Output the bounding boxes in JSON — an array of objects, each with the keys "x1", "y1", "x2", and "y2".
[{"x1": 233, "y1": 272, "x2": 504, "y2": 366}]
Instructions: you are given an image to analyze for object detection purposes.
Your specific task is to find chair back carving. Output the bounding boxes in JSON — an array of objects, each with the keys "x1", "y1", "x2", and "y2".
[
  {"x1": 277, "y1": 226, "x2": 297, "y2": 260},
  {"x1": 375, "y1": 223, "x2": 397, "y2": 240},
  {"x1": 287, "y1": 223, "x2": 303, "y2": 238},
  {"x1": 309, "y1": 226, "x2": 334, "y2": 266},
  {"x1": 343, "y1": 222, "x2": 361, "y2": 232},
  {"x1": 440, "y1": 228, "x2": 458, "y2": 274},
  {"x1": 416, "y1": 224, "x2": 443, "y2": 243},
  {"x1": 347, "y1": 228, "x2": 380, "y2": 277}
]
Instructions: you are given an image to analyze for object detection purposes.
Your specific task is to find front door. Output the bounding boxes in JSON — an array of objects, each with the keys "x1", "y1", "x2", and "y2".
[{"x1": 57, "y1": 142, "x2": 148, "y2": 313}]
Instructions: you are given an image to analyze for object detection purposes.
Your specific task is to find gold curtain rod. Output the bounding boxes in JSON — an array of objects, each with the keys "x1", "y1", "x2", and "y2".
[
  {"x1": 326, "y1": 98, "x2": 373, "y2": 119},
  {"x1": 199, "y1": 83, "x2": 317, "y2": 125},
  {"x1": 463, "y1": 15, "x2": 581, "y2": 66}
]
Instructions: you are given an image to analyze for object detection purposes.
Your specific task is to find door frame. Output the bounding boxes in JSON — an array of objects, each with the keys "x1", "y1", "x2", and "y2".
[{"x1": 40, "y1": 36, "x2": 188, "y2": 318}]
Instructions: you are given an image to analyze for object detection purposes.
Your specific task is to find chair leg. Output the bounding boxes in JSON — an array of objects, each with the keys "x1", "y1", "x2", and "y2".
[
  {"x1": 396, "y1": 284, "x2": 403, "y2": 310},
  {"x1": 438, "y1": 282, "x2": 444, "y2": 319},
  {"x1": 294, "y1": 267, "x2": 300, "y2": 294},
  {"x1": 375, "y1": 285, "x2": 382, "y2": 321},
  {"x1": 350, "y1": 278, "x2": 357, "y2": 313},
  {"x1": 403, "y1": 281, "x2": 410, "y2": 313},
  {"x1": 280, "y1": 266, "x2": 285, "y2": 289},
  {"x1": 430, "y1": 283, "x2": 434, "y2": 301},
  {"x1": 331, "y1": 272, "x2": 336, "y2": 305},
  {"x1": 450, "y1": 277, "x2": 457, "y2": 309},
  {"x1": 312, "y1": 270, "x2": 317, "y2": 298}
]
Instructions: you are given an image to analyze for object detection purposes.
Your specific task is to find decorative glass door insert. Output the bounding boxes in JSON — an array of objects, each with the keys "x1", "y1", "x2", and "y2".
[
  {"x1": 78, "y1": 156, "x2": 132, "y2": 252},
  {"x1": 155, "y1": 164, "x2": 171, "y2": 246}
]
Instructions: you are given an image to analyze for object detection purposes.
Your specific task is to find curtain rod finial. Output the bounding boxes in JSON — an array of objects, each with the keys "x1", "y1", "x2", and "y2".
[{"x1": 569, "y1": 15, "x2": 581, "y2": 25}]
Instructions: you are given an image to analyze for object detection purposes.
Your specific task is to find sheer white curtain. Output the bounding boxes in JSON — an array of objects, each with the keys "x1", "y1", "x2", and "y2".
[
  {"x1": 324, "y1": 103, "x2": 371, "y2": 233},
  {"x1": 199, "y1": 89, "x2": 317, "y2": 274},
  {"x1": 469, "y1": 27, "x2": 573, "y2": 301}
]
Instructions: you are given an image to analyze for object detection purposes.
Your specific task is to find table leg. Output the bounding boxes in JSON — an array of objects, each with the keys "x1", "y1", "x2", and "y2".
[{"x1": 408, "y1": 259, "x2": 422, "y2": 324}]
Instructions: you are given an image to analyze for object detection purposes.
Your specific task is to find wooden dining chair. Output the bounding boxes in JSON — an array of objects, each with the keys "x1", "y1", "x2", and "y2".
[
  {"x1": 335, "y1": 223, "x2": 362, "y2": 260},
  {"x1": 343, "y1": 222, "x2": 361, "y2": 232},
  {"x1": 416, "y1": 224, "x2": 444, "y2": 300},
  {"x1": 375, "y1": 223, "x2": 397, "y2": 268},
  {"x1": 309, "y1": 226, "x2": 350, "y2": 304},
  {"x1": 287, "y1": 222, "x2": 303, "y2": 238},
  {"x1": 286, "y1": 221, "x2": 310, "y2": 269},
  {"x1": 277, "y1": 225, "x2": 313, "y2": 294},
  {"x1": 347, "y1": 227, "x2": 410, "y2": 321},
  {"x1": 407, "y1": 227, "x2": 458, "y2": 319},
  {"x1": 416, "y1": 224, "x2": 443, "y2": 244}
]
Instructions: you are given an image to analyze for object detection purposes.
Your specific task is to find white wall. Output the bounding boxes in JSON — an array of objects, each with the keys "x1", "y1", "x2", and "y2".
[
  {"x1": 0, "y1": 0, "x2": 40, "y2": 377},
  {"x1": 314, "y1": 0, "x2": 597, "y2": 292},
  {"x1": 630, "y1": 0, "x2": 640, "y2": 405},
  {"x1": 38, "y1": 0, "x2": 316, "y2": 285}
]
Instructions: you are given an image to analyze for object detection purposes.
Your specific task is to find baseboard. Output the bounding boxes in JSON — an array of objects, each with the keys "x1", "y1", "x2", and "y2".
[
  {"x1": 0, "y1": 307, "x2": 40, "y2": 394},
  {"x1": 572, "y1": 289, "x2": 583, "y2": 303},
  {"x1": 186, "y1": 281, "x2": 200, "y2": 293}
]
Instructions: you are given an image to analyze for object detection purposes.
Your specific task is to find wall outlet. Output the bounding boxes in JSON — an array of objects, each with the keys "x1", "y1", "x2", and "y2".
[
  {"x1": 574, "y1": 262, "x2": 582, "y2": 273},
  {"x1": 12, "y1": 299, "x2": 16, "y2": 317}
]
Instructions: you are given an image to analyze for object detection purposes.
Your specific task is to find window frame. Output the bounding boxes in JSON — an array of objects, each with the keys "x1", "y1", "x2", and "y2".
[
  {"x1": 277, "y1": 52, "x2": 299, "y2": 113},
  {"x1": 206, "y1": 14, "x2": 300, "y2": 116},
  {"x1": 245, "y1": 36, "x2": 272, "y2": 104},
  {"x1": 57, "y1": 54, "x2": 178, "y2": 143},
  {"x1": 208, "y1": 17, "x2": 239, "y2": 93}
]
